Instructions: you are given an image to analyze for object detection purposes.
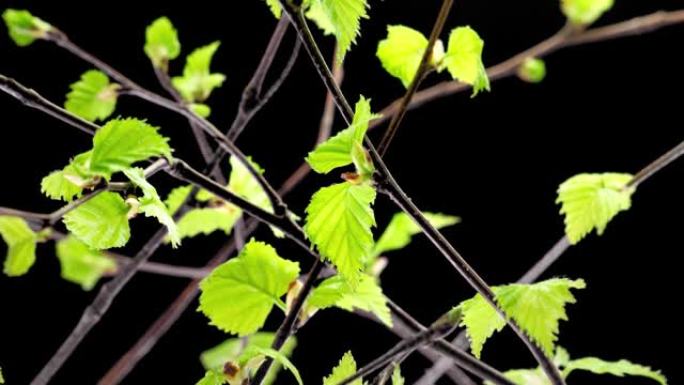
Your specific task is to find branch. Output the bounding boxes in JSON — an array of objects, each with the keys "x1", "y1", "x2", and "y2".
[{"x1": 280, "y1": 3, "x2": 566, "y2": 385}]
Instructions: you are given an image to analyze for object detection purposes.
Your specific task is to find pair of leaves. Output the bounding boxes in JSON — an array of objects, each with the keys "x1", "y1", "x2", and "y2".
[
  {"x1": 172, "y1": 41, "x2": 226, "y2": 102},
  {"x1": 306, "y1": 273, "x2": 392, "y2": 326},
  {"x1": 556, "y1": 173, "x2": 634, "y2": 244},
  {"x1": 199, "y1": 240, "x2": 300, "y2": 335},
  {"x1": 377, "y1": 25, "x2": 490, "y2": 96},
  {"x1": 65, "y1": 70, "x2": 119, "y2": 122},
  {"x1": 2, "y1": 9, "x2": 51, "y2": 47},
  {"x1": 496, "y1": 347, "x2": 667, "y2": 385},
  {"x1": 455, "y1": 278, "x2": 585, "y2": 358},
  {"x1": 55, "y1": 236, "x2": 117, "y2": 290},
  {"x1": 561, "y1": 0, "x2": 614, "y2": 25},
  {"x1": 0, "y1": 216, "x2": 39, "y2": 276}
]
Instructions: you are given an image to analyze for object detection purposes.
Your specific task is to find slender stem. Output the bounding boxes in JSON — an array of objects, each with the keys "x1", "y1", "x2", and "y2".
[
  {"x1": 376, "y1": 0, "x2": 454, "y2": 156},
  {"x1": 113, "y1": 257, "x2": 210, "y2": 279},
  {"x1": 281, "y1": 3, "x2": 566, "y2": 384}
]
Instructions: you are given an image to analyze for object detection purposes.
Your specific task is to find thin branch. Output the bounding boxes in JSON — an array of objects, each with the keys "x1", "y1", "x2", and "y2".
[
  {"x1": 376, "y1": 0, "x2": 454, "y2": 156},
  {"x1": 280, "y1": 3, "x2": 566, "y2": 385},
  {"x1": 113, "y1": 256, "x2": 210, "y2": 279}
]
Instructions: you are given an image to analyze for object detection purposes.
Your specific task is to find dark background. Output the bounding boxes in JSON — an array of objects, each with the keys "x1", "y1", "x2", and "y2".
[{"x1": 1, "y1": 1, "x2": 682, "y2": 384}]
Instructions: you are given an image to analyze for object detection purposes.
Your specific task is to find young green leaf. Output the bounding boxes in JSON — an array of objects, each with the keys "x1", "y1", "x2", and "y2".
[
  {"x1": 442, "y1": 26, "x2": 490, "y2": 96},
  {"x1": 561, "y1": 0, "x2": 614, "y2": 25},
  {"x1": 263, "y1": 0, "x2": 282, "y2": 18},
  {"x1": 239, "y1": 346, "x2": 304, "y2": 385},
  {"x1": 55, "y1": 236, "x2": 117, "y2": 290},
  {"x1": 305, "y1": 181, "x2": 376, "y2": 286},
  {"x1": 64, "y1": 70, "x2": 119, "y2": 122},
  {"x1": 376, "y1": 25, "x2": 432, "y2": 88},
  {"x1": 556, "y1": 173, "x2": 634, "y2": 244},
  {"x1": 196, "y1": 370, "x2": 226, "y2": 385},
  {"x1": 176, "y1": 208, "x2": 241, "y2": 241},
  {"x1": 2, "y1": 9, "x2": 52, "y2": 47},
  {"x1": 199, "y1": 240, "x2": 300, "y2": 335},
  {"x1": 172, "y1": 42, "x2": 226, "y2": 102},
  {"x1": 41, "y1": 166, "x2": 84, "y2": 202},
  {"x1": 457, "y1": 278, "x2": 585, "y2": 358},
  {"x1": 372, "y1": 212, "x2": 460, "y2": 259},
  {"x1": 306, "y1": 96, "x2": 377, "y2": 174},
  {"x1": 63, "y1": 191, "x2": 131, "y2": 250},
  {"x1": 144, "y1": 17, "x2": 181, "y2": 68},
  {"x1": 307, "y1": 273, "x2": 392, "y2": 326},
  {"x1": 564, "y1": 357, "x2": 667, "y2": 384},
  {"x1": 306, "y1": 0, "x2": 336, "y2": 36},
  {"x1": 324, "y1": 351, "x2": 362, "y2": 385},
  {"x1": 392, "y1": 365, "x2": 405, "y2": 385},
  {"x1": 165, "y1": 185, "x2": 193, "y2": 214},
  {"x1": 518, "y1": 58, "x2": 547, "y2": 83},
  {"x1": 190, "y1": 103, "x2": 212, "y2": 118},
  {"x1": 0, "y1": 216, "x2": 38, "y2": 277},
  {"x1": 312, "y1": 0, "x2": 369, "y2": 61},
  {"x1": 90, "y1": 118, "x2": 172, "y2": 178},
  {"x1": 123, "y1": 168, "x2": 180, "y2": 247}
]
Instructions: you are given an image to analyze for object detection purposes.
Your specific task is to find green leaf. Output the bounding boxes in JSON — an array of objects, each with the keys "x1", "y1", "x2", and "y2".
[
  {"x1": 376, "y1": 25, "x2": 430, "y2": 88},
  {"x1": 561, "y1": 0, "x2": 614, "y2": 25},
  {"x1": 556, "y1": 173, "x2": 634, "y2": 244},
  {"x1": 41, "y1": 166, "x2": 84, "y2": 202},
  {"x1": 372, "y1": 212, "x2": 460, "y2": 259},
  {"x1": 176, "y1": 207, "x2": 241, "y2": 240},
  {"x1": 457, "y1": 278, "x2": 586, "y2": 358},
  {"x1": 63, "y1": 191, "x2": 131, "y2": 250},
  {"x1": 65, "y1": 70, "x2": 119, "y2": 122},
  {"x1": 392, "y1": 365, "x2": 405, "y2": 385},
  {"x1": 442, "y1": 26, "x2": 490, "y2": 96},
  {"x1": 196, "y1": 370, "x2": 226, "y2": 385},
  {"x1": 90, "y1": 118, "x2": 172, "y2": 178},
  {"x1": 172, "y1": 42, "x2": 226, "y2": 102},
  {"x1": 199, "y1": 240, "x2": 300, "y2": 335},
  {"x1": 190, "y1": 103, "x2": 212, "y2": 118},
  {"x1": 165, "y1": 185, "x2": 193, "y2": 214},
  {"x1": 0, "y1": 216, "x2": 38, "y2": 277},
  {"x1": 305, "y1": 181, "x2": 376, "y2": 286},
  {"x1": 201, "y1": 333, "x2": 297, "y2": 385},
  {"x1": 307, "y1": 273, "x2": 392, "y2": 326},
  {"x1": 306, "y1": 96, "x2": 377, "y2": 174},
  {"x1": 564, "y1": 357, "x2": 667, "y2": 385},
  {"x1": 306, "y1": 1, "x2": 336, "y2": 36},
  {"x1": 123, "y1": 168, "x2": 180, "y2": 247},
  {"x1": 264, "y1": 0, "x2": 282, "y2": 18},
  {"x1": 240, "y1": 346, "x2": 304, "y2": 385},
  {"x1": 518, "y1": 58, "x2": 547, "y2": 83},
  {"x1": 55, "y1": 236, "x2": 117, "y2": 290},
  {"x1": 324, "y1": 351, "x2": 362, "y2": 385},
  {"x1": 2, "y1": 9, "x2": 51, "y2": 47},
  {"x1": 314, "y1": 0, "x2": 369, "y2": 62},
  {"x1": 144, "y1": 17, "x2": 181, "y2": 68}
]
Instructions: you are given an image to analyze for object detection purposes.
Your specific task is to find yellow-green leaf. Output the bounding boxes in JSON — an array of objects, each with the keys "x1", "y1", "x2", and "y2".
[
  {"x1": 56, "y1": 236, "x2": 117, "y2": 290},
  {"x1": 442, "y1": 26, "x2": 490, "y2": 96},
  {"x1": 0, "y1": 216, "x2": 38, "y2": 277}
]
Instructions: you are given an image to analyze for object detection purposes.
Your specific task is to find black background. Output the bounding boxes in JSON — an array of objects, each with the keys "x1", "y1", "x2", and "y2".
[{"x1": 1, "y1": 1, "x2": 682, "y2": 384}]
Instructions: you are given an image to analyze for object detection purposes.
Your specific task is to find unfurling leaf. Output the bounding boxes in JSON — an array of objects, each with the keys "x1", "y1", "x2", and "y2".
[
  {"x1": 199, "y1": 240, "x2": 300, "y2": 335},
  {"x1": 305, "y1": 182, "x2": 376, "y2": 286},
  {"x1": 456, "y1": 278, "x2": 585, "y2": 358},
  {"x1": 324, "y1": 351, "x2": 362, "y2": 385},
  {"x1": 65, "y1": 70, "x2": 119, "y2": 122},
  {"x1": 63, "y1": 191, "x2": 131, "y2": 250},
  {"x1": 518, "y1": 58, "x2": 547, "y2": 83},
  {"x1": 442, "y1": 26, "x2": 490, "y2": 96},
  {"x1": 55, "y1": 236, "x2": 116, "y2": 290},
  {"x1": 392, "y1": 365, "x2": 405, "y2": 385},
  {"x1": 144, "y1": 17, "x2": 181, "y2": 68},
  {"x1": 556, "y1": 173, "x2": 634, "y2": 244},
  {"x1": 312, "y1": 0, "x2": 369, "y2": 62},
  {"x1": 561, "y1": 0, "x2": 614, "y2": 25},
  {"x1": 377, "y1": 25, "x2": 436, "y2": 88},
  {"x1": 41, "y1": 166, "x2": 84, "y2": 202},
  {"x1": 2, "y1": 9, "x2": 52, "y2": 46},
  {"x1": 172, "y1": 42, "x2": 226, "y2": 102},
  {"x1": 239, "y1": 346, "x2": 304, "y2": 385},
  {"x1": 0, "y1": 216, "x2": 38, "y2": 276}
]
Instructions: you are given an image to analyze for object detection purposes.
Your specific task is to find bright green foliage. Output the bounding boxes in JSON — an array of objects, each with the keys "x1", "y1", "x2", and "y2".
[
  {"x1": 306, "y1": 96, "x2": 378, "y2": 174},
  {"x1": 305, "y1": 181, "x2": 376, "y2": 286},
  {"x1": 561, "y1": 0, "x2": 614, "y2": 25},
  {"x1": 0, "y1": 216, "x2": 38, "y2": 276},
  {"x1": 307, "y1": 273, "x2": 392, "y2": 326},
  {"x1": 518, "y1": 58, "x2": 546, "y2": 83},
  {"x1": 313, "y1": 0, "x2": 369, "y2": 61},
  {"x1": 457, "y1": 278, "x2": 585, "y2": 358},
  {"x1": 2, "y1": 9, "x2": 52, "y2": 46},
  {"x1": 376, "y1": 25, "x2": 429, "y2": 88},
  {"x1": 165, "y1": 185, "x2": 193, "y2": 213},
  {"x1": 228, "y1": 156, "x2": 273, "y2": 218},
  {"x1": 442, "y1": 26, "x2": 490, "y2": 96},
  {"x1": 144, "y1": 17, "x2": 181, "y2": 68},
  {"x1": 264, "y1": 0, "x2": 282, "y2": 18},
  {"x1": 371, "y1": 212, "x2": 460, "y2": 259},
  {"x1": 306, "y1": 1, "x2": 336, "y2": 36},
  {"x1": 55, "y1": 236, "x2": 116, "y2": 290},
  {"x1": 172, "y1": 42, "x2": 226, "y2": 102},
  {"x1": 90, "y1": 118, "x2": 172, "y2": 179},
  {"x1": 324, "y1": 351, "x2": 362, "y2": 385},
  {"x1": 63, "y1": 192, "x2": 131, "y2": 250},
  {"x1": 556, "y1": 173, "x2": 634, "y2": 244},
  {"x1": 392, "y1": 365, "x2": 405, "y2": 385},
  {"x1": 123, "y1": 168, "x2": 180, "y2": 247},
  {"x1": 239, "y1": 346, "x2": 303, "y2": 385},
  {"x1": 65, "y1": 70, "x2": 119, "y2": 122},
  {"x1": 40, "y1": 166, "x2": 85, "y2": 202},
  {"x1": 177, "y1": 208, "x2": 241, "y2": 240},
  {"x1": 190, "y1": 103, "x2": 212, "y2": 118},
  {"x1": 199, "y1": 240, "x2": 300, "y2": 335},
  {"x1": 196, "y1": 371, "x2": 226, "y2": 385},
  {"x1": 201, "y1": 333, "x2": 296, "y2": 385}
]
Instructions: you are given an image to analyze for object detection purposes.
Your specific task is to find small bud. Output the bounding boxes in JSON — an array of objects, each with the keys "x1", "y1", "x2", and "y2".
[
  {"x1": 431, "y1": 39, "x2": 446, "y2": 69},
  {"x1": 517, "y1": 58, "x2": 546, "y2": 84},
  {"x1": 125, "y1": 196, "x2": 140, "y2": 219}
]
